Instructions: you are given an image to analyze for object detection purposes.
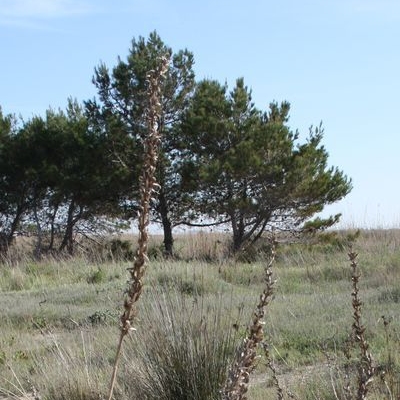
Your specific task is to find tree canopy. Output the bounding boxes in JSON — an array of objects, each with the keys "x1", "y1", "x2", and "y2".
[
  {"x1": 0, "y1": 101, "x2": 134, "y2": 255},
  {"x1": 0, "y1": 32, "x2": 352, "y2": 257},
  {"x1": 178, "y1": 78, "x2": 352, "y2": 251},
  {"x1": 86, "y1": 31, "x2": 196, "y2": 256}
]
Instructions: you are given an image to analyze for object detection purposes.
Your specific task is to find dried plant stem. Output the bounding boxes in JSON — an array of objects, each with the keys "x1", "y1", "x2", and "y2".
[
  {"x1": 107, "y1": 55, "x2": 169, "y2": 400},
  {"x1": 380, "y1": 316, "x2": 394, "y2": 400},
  {"x1": 349, "y1": 250, "x2": 375, "y2": 400},
  {"x1": 262, "y1": 342, "x2": 284, "y2": 400},
  {"x1": 222, "y1": 240, "x2": 277, "y2": 400}
]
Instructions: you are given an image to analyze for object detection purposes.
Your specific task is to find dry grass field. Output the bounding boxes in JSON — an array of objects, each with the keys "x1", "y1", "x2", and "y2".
[{"x1": 0, "y1": 229, "x2": 399, "y2": 399}]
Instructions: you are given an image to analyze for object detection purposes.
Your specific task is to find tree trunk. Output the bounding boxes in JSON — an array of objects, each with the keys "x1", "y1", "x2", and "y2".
[
  {"x1": 231, "y1": 209, "x2": 246, "y2": 254},
  {"x1": 59, "y1": 199, "x2": 76, "y2": 255},
  {"x1": 0, "y1": 205, "x2": 25, "y2": 255},
  {"x1": 232, "y1": 227, "x2": 244, "y2": 253},
  {"x1": 157, "y1": 189, "x2": 174, "y2": 257},
  {"x1": 48, "y1": 204, "x2": 58, "y2": 251},
  {"x1": 232, "y1": 182, "x2": 248, "y2": 253},
  {"x1": 33, "y1": 199, "x2": 42, "y2": 259}
]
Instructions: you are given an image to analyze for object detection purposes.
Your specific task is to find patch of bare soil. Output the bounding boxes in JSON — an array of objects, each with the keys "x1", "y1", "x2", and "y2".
[{"x1": 251, "y1": 361, "x2": 331, "y2": 392}]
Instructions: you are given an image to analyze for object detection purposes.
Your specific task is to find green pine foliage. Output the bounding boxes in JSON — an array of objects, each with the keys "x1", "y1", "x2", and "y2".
[
  {"x1": 1, "y1": 32, "x2": 351, "y2": 257},
  {"x1": 179, "y1": 78, "x2": 352, "y2": 252}
]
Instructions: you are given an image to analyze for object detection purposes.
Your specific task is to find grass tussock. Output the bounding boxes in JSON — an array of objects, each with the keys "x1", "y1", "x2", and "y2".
[{"x1": 123, "y1": 285, "x2": 242, "y2": 400}]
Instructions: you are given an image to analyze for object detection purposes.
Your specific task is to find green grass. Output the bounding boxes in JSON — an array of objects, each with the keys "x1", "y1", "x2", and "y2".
[{"x1": 0, "y1": 229, "x2": 399, "y2": 399}]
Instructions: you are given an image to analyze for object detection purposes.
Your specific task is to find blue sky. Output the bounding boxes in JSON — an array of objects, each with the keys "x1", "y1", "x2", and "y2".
[{"x1": 1, "y1": 0, "x2": 399, "y2": 228}]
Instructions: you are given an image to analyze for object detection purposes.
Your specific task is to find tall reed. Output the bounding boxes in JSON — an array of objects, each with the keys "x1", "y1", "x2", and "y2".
[{"x1": 107, "y1": 55, "x2": 170, "y2": 400}]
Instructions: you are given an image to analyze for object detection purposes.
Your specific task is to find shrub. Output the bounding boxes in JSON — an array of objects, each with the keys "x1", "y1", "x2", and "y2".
[
  {"x1": 86, "y1": 268, "x2": 105, "y2": 284},
  {"x1": 108, "y1": 238, "x2": 135, "y2": 261}
]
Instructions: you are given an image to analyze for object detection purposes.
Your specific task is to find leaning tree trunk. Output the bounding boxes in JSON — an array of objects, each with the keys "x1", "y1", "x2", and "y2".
[{"x1": 0, "y1": 205, "x2": 25, "y2": 255}]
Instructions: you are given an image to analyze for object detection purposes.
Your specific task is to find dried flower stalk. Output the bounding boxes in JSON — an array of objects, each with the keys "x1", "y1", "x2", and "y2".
[
  {"x1": 262, "y1": 342, "x2": 284, "y2": 400},
  {"x1": 107, "y1": 55, "x2": 170, "y2": 400},
  {"x1": 222, "y1": 240, "x2": 277, "y2": 400},
  {"x1": 349, "y1": 250, "x2": 375, "y2": 400}
]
